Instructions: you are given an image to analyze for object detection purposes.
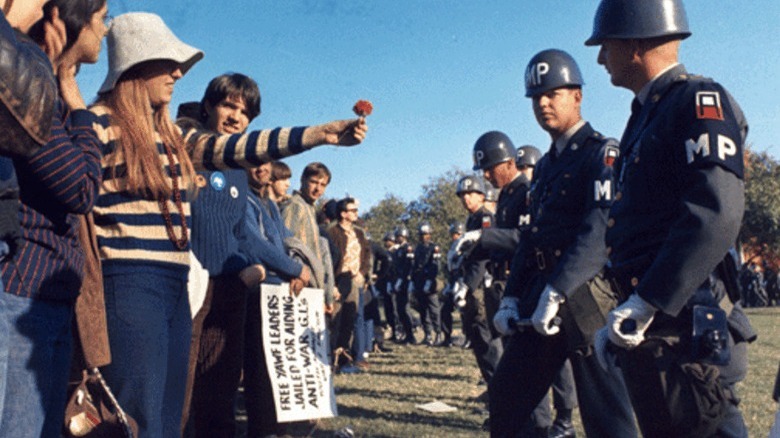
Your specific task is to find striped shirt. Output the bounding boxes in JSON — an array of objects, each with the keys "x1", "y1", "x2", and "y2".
[
  {"x1": 1, "y1": 101, "x2": 102, "y2": 302},
  {"x1": 89, "y1": 105, "x2": 307, "y2": 278}
]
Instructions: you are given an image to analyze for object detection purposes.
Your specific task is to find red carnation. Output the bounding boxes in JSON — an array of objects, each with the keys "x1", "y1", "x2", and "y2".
[{"x1": 353, "y1": 100, "x2": 373, "y2": 117}]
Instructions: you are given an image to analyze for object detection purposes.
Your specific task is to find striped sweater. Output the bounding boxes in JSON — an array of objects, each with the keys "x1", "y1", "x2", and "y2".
[
  {"x1": 0, "y1": 101, "x2": 102, "y2": 302},
  {"x1": 89, "y1": 105, "x2": 308, "y2": 277}
]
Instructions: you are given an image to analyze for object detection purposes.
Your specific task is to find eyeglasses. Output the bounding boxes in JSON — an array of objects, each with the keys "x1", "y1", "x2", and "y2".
[{"x1": 346, "y1": 208, "x2": 358, "y2": 213}]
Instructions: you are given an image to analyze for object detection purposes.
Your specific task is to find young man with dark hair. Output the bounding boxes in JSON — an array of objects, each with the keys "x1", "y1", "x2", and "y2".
[
  {"x1": 327, "y1": 197, "x2": 371, "y2": 370},
  {"x1": 182, "y1": 73, "x2": 311, "y2": 437}
]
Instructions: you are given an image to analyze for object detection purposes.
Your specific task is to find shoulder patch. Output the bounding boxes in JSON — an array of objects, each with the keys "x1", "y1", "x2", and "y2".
[
  {"x1": 604, "y1": 145, "x2": 619, "y2": 167},
  {"x1": 695, "y1": 91, "x2": 724, "y2": 121},
  {"x1": 481, "y1": 215, "x2": 493, "y2": 228}
]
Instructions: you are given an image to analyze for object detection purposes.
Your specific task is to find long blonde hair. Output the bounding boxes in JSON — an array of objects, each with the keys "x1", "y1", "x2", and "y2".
[{"x1": 98, "y1": 74, "x2": 196, "y2": 199}]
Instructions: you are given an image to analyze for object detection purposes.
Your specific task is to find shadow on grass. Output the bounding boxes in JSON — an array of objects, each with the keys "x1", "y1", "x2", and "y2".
[
  {"x1": 334, "y1": 403, "x2": 482, "y2": 431},
  {"x1": 365, "y1": 368, "x2": 471, "y2": 381},
  {"x1": 334, "y1": 385, "x2": 480, "y2": 407}
]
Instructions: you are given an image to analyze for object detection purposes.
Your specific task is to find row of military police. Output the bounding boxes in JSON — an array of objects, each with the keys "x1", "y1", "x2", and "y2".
[{"x1": 411, "y1": 1, "x2": 756, "y2": 437}]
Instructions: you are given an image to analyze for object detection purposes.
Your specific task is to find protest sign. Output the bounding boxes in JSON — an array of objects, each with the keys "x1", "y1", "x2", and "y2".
[{"x1": 261, "y1": 284, "x2": 337, "y2": 422}]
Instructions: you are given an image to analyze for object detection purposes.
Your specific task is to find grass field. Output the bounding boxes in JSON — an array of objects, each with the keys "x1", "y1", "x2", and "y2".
[{"x1": 241, "y1": 306, "x2": 780, "y2": 437}]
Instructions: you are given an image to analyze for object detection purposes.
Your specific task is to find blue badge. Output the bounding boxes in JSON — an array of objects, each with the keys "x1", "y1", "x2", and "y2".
[{"x1": 210, "y1": 172, "x2": 226, "y2": 191}]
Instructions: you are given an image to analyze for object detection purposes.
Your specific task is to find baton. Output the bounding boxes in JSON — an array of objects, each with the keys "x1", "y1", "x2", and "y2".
[{"x1": 510, "y1": 316, "x2": 562, "y2": 332}]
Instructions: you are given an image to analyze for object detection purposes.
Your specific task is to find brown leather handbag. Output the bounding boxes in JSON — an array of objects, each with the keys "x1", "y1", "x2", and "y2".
[{"x1": 63, "y1": 368, "x2": 138, "y2": 438}]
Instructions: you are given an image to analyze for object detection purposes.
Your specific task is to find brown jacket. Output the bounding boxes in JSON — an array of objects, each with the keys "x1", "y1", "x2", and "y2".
[
  {"x1": 327, "y1": 223, "x2": 371, "y2": 279},
  {"x1": 72, "y1": 213, "x2": 111, "y2": 369}
]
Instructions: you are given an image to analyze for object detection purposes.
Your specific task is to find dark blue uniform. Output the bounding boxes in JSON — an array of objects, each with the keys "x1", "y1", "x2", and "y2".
[
  {"x1": 479, "y1": 175, "x2": 531, "y2": 282},
  {"x1": 371, "y1": 242, "x2": 396, "y2": 338},
  {"x1": 393, "y1": 242, "x2": 416, "y2": 342},
  {"x1": 606, "y1": 65, "x2": 755, "y2": 438},
  {"x1": 412, "y1": 241, "x2": 441, "y2": 343},
  {"x1": 490, "y1": 123, "x2": 636, "y2": 438},
  {"x1": 460, "y1": 207, "x2": 504, "y2": 382}
]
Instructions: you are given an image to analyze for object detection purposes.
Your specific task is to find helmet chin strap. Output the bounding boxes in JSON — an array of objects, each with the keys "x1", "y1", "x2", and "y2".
[{"x1": 2, "y1": 0, "x2": 14, "y2": 15}]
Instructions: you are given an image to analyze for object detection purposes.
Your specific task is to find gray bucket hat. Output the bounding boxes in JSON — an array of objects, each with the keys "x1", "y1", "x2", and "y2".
[{"x1": 98, "y1": 12, "x2": 204, "y2": 94}]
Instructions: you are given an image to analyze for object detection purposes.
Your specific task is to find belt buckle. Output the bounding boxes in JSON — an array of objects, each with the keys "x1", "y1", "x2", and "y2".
[{"x1": 535, "y1": 249, "x2": 546, "y2": 271}]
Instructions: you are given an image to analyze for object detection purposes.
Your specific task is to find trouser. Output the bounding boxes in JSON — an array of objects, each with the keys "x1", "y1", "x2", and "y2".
[
  {"x1": 395, "y1": 280, "x2": 414, "y2": 339},
  {"x1": 552, "y1": 360, "x2": 578, "y2": 412},
  {"x1": 351, "y1": 288, "x2": 370, "y2": 360},
  {"x1": 440, "y1": 291, "x2": 455, "y2": 341},
  {"x1": 332, "y1": 274, "x2": 362, "y2": 352},
  {"x1": 187, "y1": 274, "x2": 247, "y2": 438},
  {"x1": 102, "y1": 272, "x2": 191, "y2": 438},
  {"x1": 414, "y1": 288, "x2": 441, "y2": 339},
  {"x1": 489, "y1": 328, "x2": 637, "y2": 438},
  {"x1": 484, "y1": 282, "x2": 503, "y2": 339},
  {"x1": 379, "y1": 280, "x2": 397, "y2": 334},
  {"x1": 364, "y1": 288, "x2": 382, "y2": 349},
  {"x1": 617, "y1": 332, "x2": 748, "y2": 438},
  {"x1": 244, "y1": 286, "x2": 285, "y2": 437},
  {"x1": 0, "y1": 292, "x2": 73, "y2": 438},
  {"x1": 461, "y1": 287, "x2": 502, "y2": 383}
]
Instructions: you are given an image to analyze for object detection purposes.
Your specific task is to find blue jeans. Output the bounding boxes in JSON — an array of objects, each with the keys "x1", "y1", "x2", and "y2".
[
  {"x1": 0, "y1": 291, "x2": 73, "y2": 438},
  {"x1": 352, "y1": 288, "x2": 369, "y2": 360},
  {"x1": 102, "y1": 272, "x2": 191, "y2": 438}
]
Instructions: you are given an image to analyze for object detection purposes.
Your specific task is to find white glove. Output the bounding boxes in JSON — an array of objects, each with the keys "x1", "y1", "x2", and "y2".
[
  {"x1": 452, "y1": 280, "x2": 468, "y2": 308},
  {"x1": 594, "y1": 326, "x2": 618, "y2": 372},
  {"x1": 407, "y1": 281, "x2": 414, "y2": 294},
  {"x1": 493, "y1": 296, "x2": 521, "y2": 336},
  {"x1": 483, "y1": 272, "x2": 493, "y2": 289},
  {"x1": 447, "y1": 246, "x2": 461, "y2": 272},
  {"x1": 454, "y1": 230, "x2": 482, "y2": 255},
  {"x1": 423, "y1": 280, "x2": 432, "y2": 293},
  {"x1": 607, "y1": 293, "x2": 657, "y2": 349},
  {"x1": 394, "y1": 278, "x2": 402, "y2": 291},
  {"x1": 531, "y1": 285, "x2": 565, "y2": 336}
]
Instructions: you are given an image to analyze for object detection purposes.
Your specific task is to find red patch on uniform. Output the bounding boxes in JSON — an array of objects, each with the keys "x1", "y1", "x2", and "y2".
[
  {"x1": 695, "y1": 91, "x2": 724, "y2": 120},
  {"x1": 482, "y1": 216, "x2": 492, "y2": 228},
  {"x1": 604, "y1": 146, "x2": 619, "y2": 167}
]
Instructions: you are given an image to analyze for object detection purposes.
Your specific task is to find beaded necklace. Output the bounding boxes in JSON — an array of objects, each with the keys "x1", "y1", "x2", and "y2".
[{"x1": 158, "y1": 142, "x2": 189, "y2": 250}]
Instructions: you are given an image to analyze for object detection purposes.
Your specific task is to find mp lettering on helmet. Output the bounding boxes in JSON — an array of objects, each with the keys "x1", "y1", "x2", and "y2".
[
  {"x1": 475, "y1": 150, "x2": 485, "y2": 167},
  {"x1": 526, "y1": 62, "x2": 550, "y2": 88},
  {"x1": 594, "y1": 180, "x2": 611, "y2": 201},
  {"x1": 685, "y1": 133, "x2": 737, "y2": 164}
]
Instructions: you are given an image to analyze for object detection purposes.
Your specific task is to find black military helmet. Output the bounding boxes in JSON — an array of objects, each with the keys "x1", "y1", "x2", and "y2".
[
  {"x1": 418, "y1": 222, "x2": 433, "y2": 235},
  {"x1": 524, "y1": 49, "x2": 584, "y2": 98},
  {"x1": 585, "y1": 0, "x2": 691, "y2": 46},
  {"x1": 383, "y1": 231, "x2": 395, "y2": 242},
  {"x1": 516, "y1": 145, "x2": 542, "y2": 168},
  {"x1": 449, "y1": 222, "x2": 465, "y2": 235},
  {"x1": 394, "y1": 226, "x2": 409, "y2": 239},
  {"x1": 456, "y1": 175, "x2": 486, "y2": 196},
  {"x1": 484, "y1": 182, "x2": 498, "y2": 203},
  {"x1": 472, "y1": 131, "x2": 517, "y2": 171}
]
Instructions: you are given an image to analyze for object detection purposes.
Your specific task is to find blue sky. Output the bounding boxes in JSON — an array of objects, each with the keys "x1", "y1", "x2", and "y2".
[{"x1": 77, "y1": 1, "x2": 780, "y2": 209}]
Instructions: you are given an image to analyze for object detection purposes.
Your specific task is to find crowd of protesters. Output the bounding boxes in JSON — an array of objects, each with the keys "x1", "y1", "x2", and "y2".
[{"x1": 0, "y1": 4, "x2": 368, "y2": 437}]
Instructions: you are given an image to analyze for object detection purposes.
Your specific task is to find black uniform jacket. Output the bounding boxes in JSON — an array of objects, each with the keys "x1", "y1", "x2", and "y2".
[
  {"x1": 506, "y1": 122, "x2": 617, "y2": 302},
  {"x1": 479, "y1": 174, "x2": 531, "y2": 280},
  {"x1": 462, "y1": 206, "x2": 494, "y2": 291},
  {"x1": 412, "y1": 241, "x2": 440, "y2": 289},
  {"x1": 606, "y1": 64, "x2": 747, "y2": 317}
]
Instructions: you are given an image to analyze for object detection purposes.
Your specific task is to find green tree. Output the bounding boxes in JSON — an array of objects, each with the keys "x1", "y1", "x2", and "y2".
[
  {"x1": 361, "y1": 194, "x2": 408, "y2": 241},
  {"x1": 361, "y1": 168, "x2": 474, "y2": 284},
  {"x1": 741, "y1": 149, "x2": 780, "y2": 265}
]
